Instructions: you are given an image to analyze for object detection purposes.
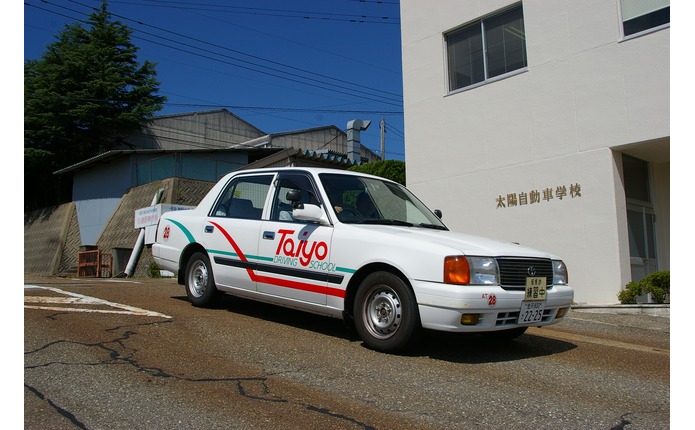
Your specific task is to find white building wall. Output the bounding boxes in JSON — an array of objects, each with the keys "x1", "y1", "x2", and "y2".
[{"x1": 401, "y1": 0, "x2": 669, "y2": 303}]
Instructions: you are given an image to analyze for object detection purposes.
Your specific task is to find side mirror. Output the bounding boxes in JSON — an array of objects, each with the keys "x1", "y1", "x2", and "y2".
[
  {"x1": 293, "y1": 204, "x2": 329, "y2": 225},
  {"x1": 434, "y1": 209, "x2": 443, "y2": 219},
  {"x1": 286, "y1": 189, "x2": 303, "y2": 208}
]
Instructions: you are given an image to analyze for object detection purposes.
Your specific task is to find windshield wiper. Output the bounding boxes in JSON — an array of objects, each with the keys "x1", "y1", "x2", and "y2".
[
  {"x1": 417, "y1": 223, "x2": 448, "y2": 230},
  {"x1": 358, "y1": 219, "x2": 415, "y2": 227}
]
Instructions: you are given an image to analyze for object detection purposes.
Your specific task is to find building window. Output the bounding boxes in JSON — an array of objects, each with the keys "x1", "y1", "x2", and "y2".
[
  {"x1": 623, "y1": 154, "x2": 651, "y2": 204},
  {"x1": 137, "y1": 155, "x2": 175, "y2": 185},
  {"x1": 620, "y1": 0, "x2": 669, "y2": 37},
  {"x1": 446, "y1": 4, "x2": 527, "y2": 92},
  {"x1": 181, "y1": 155, "x2": 243, "y2": 182}
]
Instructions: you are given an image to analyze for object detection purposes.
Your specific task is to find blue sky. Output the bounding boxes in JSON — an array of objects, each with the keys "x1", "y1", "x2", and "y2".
[{"x1": 23, "y1": 0, "x2": 406, "y2": 160}]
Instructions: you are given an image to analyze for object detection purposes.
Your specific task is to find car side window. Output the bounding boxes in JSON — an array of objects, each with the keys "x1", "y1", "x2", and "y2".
[
  {"x1": 212, "y1": 175, "x2": 273, "y2": 219},
  {"x1": 270, "y1": 173, "x2": 321, "y2": 222}
]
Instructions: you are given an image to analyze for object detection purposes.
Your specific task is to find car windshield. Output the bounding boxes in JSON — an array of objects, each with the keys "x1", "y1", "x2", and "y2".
[{"x1": 319, "y1": 173, "x2": 448, "y2": 229}]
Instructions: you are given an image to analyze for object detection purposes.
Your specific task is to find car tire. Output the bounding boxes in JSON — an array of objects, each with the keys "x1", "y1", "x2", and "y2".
[
  {"x1": 482, "y1": 327, "x2": 528, "y2": 341},
  {"x1": 185, "y1": 252, "x2": 218, "y2": 307},
  {"x1": 354, "y1": 271, "x2": 421, "y2": 353}
]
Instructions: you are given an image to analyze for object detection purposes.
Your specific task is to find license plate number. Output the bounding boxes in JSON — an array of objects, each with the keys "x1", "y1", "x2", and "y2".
[{"x1": 518, "y1": 301, "x2": 546, "y2": 324}]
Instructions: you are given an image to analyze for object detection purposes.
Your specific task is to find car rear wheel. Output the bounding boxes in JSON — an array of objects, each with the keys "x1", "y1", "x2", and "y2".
[
  {"x1": 185, "y1": 252, "x2": 218, "y2": 307},
  {"x1": 354, "y1": 271, "x2": 421, "y2": 353}
]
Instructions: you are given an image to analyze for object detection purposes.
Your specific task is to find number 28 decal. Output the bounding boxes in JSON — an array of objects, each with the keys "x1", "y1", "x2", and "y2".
[{"x1": 488, "y1": 294, "x2": 497, "y2": 306}]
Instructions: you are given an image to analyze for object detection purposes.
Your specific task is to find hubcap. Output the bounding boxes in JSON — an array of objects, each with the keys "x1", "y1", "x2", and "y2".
[
  {"x1": 189, "y1": 261, "x2": 208, "y2": 297},
  {"x1": 365, "y1": 289, "x2": 402, "y2": 339}
]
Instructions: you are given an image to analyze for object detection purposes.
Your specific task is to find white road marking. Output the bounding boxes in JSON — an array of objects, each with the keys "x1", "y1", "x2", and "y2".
[{"x1": 24, "y1": 285, "x2": 171, "y2": 319}]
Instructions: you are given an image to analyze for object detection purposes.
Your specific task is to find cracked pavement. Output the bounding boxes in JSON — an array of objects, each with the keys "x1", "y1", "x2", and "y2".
[{"x1": 24, "y1": 276, "x2": 670, "y2": 429}]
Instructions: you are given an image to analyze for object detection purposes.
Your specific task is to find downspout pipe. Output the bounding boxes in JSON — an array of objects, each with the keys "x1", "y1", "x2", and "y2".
[{"x1": 123, "y1": 188, "x2": 165, "y2": 277}]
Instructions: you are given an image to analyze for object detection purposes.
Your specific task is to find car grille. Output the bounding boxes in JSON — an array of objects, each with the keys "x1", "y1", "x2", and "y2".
[{"x1": 496, "y1": 257, "x2": 554, "y2": 291}]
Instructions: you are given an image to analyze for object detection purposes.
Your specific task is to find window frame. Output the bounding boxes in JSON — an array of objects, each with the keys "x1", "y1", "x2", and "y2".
[
  {"x1": 210, "y1": 174, "x2": 273, "y2": 220},
  {"x1": 444, "y1": 3, "x2": 528, "y2": 94},
  {"x1": 269, "y1": 172, "x2": 323, "y2": 223},
  {"x1": 618, "y1": 0, "x2": 670, "y2": 41}
]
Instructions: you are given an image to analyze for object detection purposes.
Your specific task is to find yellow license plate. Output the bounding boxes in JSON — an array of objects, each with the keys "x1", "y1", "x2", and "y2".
[{"x1": 524, "y1": 277, "x2": 547, "y2": 301}]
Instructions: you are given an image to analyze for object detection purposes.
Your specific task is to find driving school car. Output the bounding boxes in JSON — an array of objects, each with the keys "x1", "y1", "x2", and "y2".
[{"x1": 152, "y1": 167, "x2": 573, "y2": 352}]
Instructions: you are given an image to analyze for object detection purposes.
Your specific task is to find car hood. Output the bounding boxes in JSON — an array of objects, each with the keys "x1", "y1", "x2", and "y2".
[{"x1": 347, "y1": 224, "x2": 558, "y2": 259}]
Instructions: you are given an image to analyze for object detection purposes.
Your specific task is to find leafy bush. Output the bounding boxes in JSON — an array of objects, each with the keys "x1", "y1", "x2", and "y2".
[
  {"x1": 148, "y1": 262, "x2": 162, "y2": 278},
  {"x1": 348, "y1": 160, "x2": 406, "y2": 185},
  {"x1": 642, "y1": 270, "x2": 670, "y2": 303},
  {"x1": 617, "y1": 271, "x2": 670, "y2": 304},
  {"x1": 617, "y1": 281, "x2": 642, "y2": 304}
]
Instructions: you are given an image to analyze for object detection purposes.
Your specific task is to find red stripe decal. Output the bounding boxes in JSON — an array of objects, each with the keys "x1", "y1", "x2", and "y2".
[{"x1": 208, "y1": 221, "x2": 345, "y2": 299}]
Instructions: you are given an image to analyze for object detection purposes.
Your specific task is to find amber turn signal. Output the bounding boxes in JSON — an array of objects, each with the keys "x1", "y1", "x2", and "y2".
[{"x1": 444, "y1": 256, "x2": 470, "y2": 284}]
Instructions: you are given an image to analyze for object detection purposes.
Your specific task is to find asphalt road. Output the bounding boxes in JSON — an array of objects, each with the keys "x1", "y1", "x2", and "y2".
[{"x1": 24, "y1": 276, "x2": 670, "y2": 429}]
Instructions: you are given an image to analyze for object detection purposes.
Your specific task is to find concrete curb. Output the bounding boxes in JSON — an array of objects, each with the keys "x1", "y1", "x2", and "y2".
[{"x1": 572, "y1": 304, "x2": 670, "y2": 317}]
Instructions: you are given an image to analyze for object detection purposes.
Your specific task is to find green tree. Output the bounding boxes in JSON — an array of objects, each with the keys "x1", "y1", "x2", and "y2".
[
  {"x1": 348, "y1": 160, "x2": 406, "y2": 185},
  {"x1": 24, "y1": 148, "x2": 61, "y2": 212},
  {"x1": 24, "y1": 1, "x2": 166, "y2": 210}
]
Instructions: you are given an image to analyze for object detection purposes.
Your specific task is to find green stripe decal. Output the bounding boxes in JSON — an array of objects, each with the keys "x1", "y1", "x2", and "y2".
[
  {"x1": 206, "y1": 249, "x2": 354, "y2": 273},
  {"x1": 206, "y1": 250, "x2": 271, "y2": 263},
  {"x1": 208, "y1": 249, "x2": 239, "y2": 257},
  {"x1": 167, "y1": 218, "x2": 195, "y2": 243}
]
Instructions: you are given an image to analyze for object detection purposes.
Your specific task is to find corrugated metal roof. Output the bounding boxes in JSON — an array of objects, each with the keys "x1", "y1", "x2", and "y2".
[
  {"x1": 148, "y1": 108, "x2": 266, "y2": 135},
  {"x1": 53, "y1": 147, "x2": 280, "y2": 175},
  {"x1": 242, "y1": 148, "x2": 357, "y2": 170}
]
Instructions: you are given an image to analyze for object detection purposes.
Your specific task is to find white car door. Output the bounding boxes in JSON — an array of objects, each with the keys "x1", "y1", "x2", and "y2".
[
  {"x1": 256, "y1": 172, "x2": 337, "y2": 306},
  {"x1": 203, "y1": 173, "x2": 274, "y2": 293}
]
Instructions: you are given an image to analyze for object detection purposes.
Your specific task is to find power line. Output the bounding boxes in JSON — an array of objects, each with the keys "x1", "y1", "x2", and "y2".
[
  {"x1": 349, "y1": 0, "x2": 400, "y2": 5},
  {"x1": 33, "y1": 0, "x2": 403, "y2": 106},
  {"x1": 77, "y1": 0, "x2": 402, "y2": 101},
  {"x1": 24, "y1": 1, "x2": 407, "y2": 157},
  {"x1": 35, "y1": 92, "x2": 404, "y2": 114},
  {"x1": 139, "y1": 32, "x2": 403, "y2": 106},
  {"x1": 165, "y1": 103, "x2": 403, "y2": 115},
  {"x1": 92, "y1": 0, "x2": 403, "y2": 98},
  {"x1": 140, "y1": 0, "x2": 403, "y2": 78},
  {"x1": 125, "y1": 121, "x2": 400, "y2": 157},
  {"x1": 112, "y1": 0, "x2": 401, "y2": 24}
]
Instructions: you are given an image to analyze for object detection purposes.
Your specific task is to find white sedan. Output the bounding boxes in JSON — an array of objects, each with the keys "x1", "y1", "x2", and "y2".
[{"x1": 153, "y1": 167, "x2": 573, "y2": 353}]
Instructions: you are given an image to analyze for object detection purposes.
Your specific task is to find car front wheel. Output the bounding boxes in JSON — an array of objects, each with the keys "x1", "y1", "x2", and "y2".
[
  {"x1": 185, "y1": 252, "x2": 218, "y2": 307},
  {"x1": 354, "y1": 271, "x2": 421, "y2": 353}
]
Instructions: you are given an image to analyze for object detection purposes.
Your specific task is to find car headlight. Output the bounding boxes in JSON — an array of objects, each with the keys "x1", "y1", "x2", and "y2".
[
  {"x1": 552, "y1": 260, "x2": 568, "y2": 285},
  {"x1": 444, "y1": 256, "x2": 499, "y2": 285}
]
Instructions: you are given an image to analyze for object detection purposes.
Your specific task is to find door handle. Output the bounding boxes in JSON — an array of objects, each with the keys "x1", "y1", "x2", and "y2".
[
  {"x1": 263, "y1": 231, "x2": 275, "y2": 240},
  {"x1": 205, "y1": 225, "x2": 214, "y2": 233}
]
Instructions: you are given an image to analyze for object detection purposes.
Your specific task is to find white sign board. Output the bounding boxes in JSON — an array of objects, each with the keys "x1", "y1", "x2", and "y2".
[
  {"x1": 134, "y1": 204, "x2": 194, "y2": 229},
  {"x1": 144, "y1": 226, "x2": 157, "y2": 245}
]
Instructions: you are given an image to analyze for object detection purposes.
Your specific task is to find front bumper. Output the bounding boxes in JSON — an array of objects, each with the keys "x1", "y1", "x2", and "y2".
[{"x1": 412, "y1": 279, "x2": 574, "y2": 333}]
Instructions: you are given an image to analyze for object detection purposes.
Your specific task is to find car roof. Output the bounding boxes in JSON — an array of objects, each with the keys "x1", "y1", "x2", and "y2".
[{"x1": 235, "y1": 166, "x2": 389, "y2": 181}]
